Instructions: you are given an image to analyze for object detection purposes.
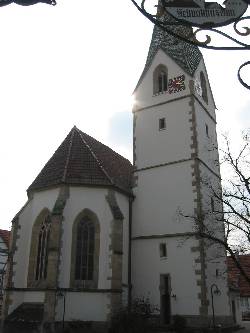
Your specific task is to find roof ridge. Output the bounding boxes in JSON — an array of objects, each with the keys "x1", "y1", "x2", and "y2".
[
  {"x1": 81, "y1": 129, "x2": 131, "y2": 164},
  {"x1": 75, "y1": 128, "x2": 114, "y2": 186},
  {"x1": 62, "y1": 127, "x2": 75, "y2": 183}
]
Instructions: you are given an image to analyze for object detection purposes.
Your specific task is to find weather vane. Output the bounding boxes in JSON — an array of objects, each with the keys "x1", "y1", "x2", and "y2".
[
  {"x1": 130, "y1": 0, "x2": 250, "y2": 89},
  {"x1": 0, "y1": 0, "x2": 56, "y2": 6}
]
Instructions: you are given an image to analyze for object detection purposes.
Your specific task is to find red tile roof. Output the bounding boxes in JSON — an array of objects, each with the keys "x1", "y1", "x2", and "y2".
[
  {"x1": 0, "y1": 229, "x2": 10, "y2": 248},
  {"x1": 227, "y1": 255, "x2": 250, "y2": 296},
  {"x1": 27, "y1": 127, "x2": 133, "y2": 195}
]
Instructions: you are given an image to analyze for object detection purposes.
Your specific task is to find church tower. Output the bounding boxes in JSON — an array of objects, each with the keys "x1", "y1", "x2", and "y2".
[{"x1": 131, "y1": 15, "x2": 232, "y2": 326}]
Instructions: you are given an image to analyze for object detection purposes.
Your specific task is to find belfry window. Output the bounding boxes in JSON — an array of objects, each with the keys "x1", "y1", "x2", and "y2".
[
  {"x1": 35, "y1": 215, "x2": 51, "y2": 280},
  {"x1": 75, "y1": 216, "x2": 95, "y2": 281},
  {"x1": 158, "y1": 71, "x2": 168, "y2": 93},
  {"x1": 153, "y1": 65, "x2": 168, "y2": 94}
]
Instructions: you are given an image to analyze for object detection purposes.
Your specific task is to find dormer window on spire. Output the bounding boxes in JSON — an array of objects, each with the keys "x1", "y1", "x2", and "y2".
[{"x1": 153, "y1": 64, "x2": 168, "y2": 95}]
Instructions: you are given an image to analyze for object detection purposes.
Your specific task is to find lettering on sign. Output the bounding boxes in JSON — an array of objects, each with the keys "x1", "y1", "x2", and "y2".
[{"x1": 162, "y1": 0, "x2": 248, "y2": 27}]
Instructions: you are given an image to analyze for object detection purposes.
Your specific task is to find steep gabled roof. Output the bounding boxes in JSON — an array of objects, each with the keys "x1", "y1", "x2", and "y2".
[
  {"x1": 27, "y1": 127, "x2": 133, "y2": 195},
  {"x1": 0, "y1": 229, "x2": 10, "y2": 248},
  {"x1": 134, "y1": 14, "x2": 202, "y2": 91}
]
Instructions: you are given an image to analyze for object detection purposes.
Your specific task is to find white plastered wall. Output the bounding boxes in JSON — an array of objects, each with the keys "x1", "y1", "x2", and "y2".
[
  {"x1": 132, "y1": 236, "x2": 201, "y2": 315},
  {"x1": 132, "y1": 49, "x2": 201, "y2": 316},
  {"x1": 56, "y1": 292, "x2": 109, "y2": 322},
  {"x1": 57, "y1": 186, "x2": 130, "y2": 321},
  {"x1": 9, "y1": 188, "x2": 60, "y2": 314},
  {"x1": 133, "y1": 162, "x2": 196, "y2": 237},
  {"x1": 59, "y1": 186, "x2": 113, "y2": 289},
  {"x1": 10, "y1": 185, "x2": 130, "y2": 322},
  {"x1": 132, "y1": 48, "x2": 231, "y2": 319},
  {"x1": 135, "y1": 49, "x2": 193, "y2": 110}
]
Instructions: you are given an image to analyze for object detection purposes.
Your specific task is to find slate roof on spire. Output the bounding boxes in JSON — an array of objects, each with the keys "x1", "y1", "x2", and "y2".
[
  {"x1": 134, "y1": 14, "x2": 202, "y2": 91},
  {"x1": 27, "y1": 127, "x2": 133, "y2": 195}
]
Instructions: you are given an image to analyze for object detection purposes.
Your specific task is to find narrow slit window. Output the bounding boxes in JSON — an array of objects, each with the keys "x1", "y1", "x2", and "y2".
[
  {"x1": 211, "y1": 197, "x2": 215, "y2": 212},
  {"x1": 200, "y1": 71, "x2": 208, "y2": 104},
  {"x1": 160, "y1": 243, "x2": 167, "y2": 258},
  {"x1": 205, "y1": 124, "x2": 209, "y2": 137},
  {"x1": 159, "y1": 118, "x2": 166, "y2": 131}
]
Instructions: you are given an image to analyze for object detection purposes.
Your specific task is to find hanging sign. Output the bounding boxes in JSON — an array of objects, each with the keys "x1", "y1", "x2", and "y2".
[
  {"x1": 161, "y1": 0, "x2": 248, "y2": 28},
  {"x1": 0, "y1": 0, "x2": 55, "y2": 6}
]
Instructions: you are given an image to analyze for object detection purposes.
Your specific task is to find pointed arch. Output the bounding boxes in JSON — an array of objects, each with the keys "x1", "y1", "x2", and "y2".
[
  {"x1": 27, "y1": 208, "x2": 51, "y2": 287},
  {"x1": 153, "y1": 64, "x2": 168, "y2": 94},
  {"x1": 70, "y1": 209, "x2": 100, "y2": 288},
  {"x1": 200, "y1": 71, "x2": 208, "y2": 104}
]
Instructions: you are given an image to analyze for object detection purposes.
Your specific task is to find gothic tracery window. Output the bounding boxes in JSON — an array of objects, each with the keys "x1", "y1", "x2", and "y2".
[
  {"x1": 153, "y1": 64, "x2": 168, "y2": 94},
  {"x1": 75, "y1": 216, "x2": 95, "y2": 282},
  {"x1": 35, "y1": 215, "x2": 51, "y2": 280}
]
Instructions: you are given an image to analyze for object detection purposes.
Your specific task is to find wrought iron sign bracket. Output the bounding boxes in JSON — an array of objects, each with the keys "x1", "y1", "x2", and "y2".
[
  {"x1": 130, "y1": 0, "x2": 250, "y2": 89},
  {"x1": 0, "y1": 0, "x2": 56, "y2": 6}
]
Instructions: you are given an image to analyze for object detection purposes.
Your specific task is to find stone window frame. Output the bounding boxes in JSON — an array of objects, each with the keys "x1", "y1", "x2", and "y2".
[
  {"x1": 153, "y1": 64, "x2": 168, "y2": 95},
  {"x1": 70, "y1": 209, "x2": 100, "y2": 289},
  {"x1": 27, "y1": 208, "x2": 51, "y2": 288}
]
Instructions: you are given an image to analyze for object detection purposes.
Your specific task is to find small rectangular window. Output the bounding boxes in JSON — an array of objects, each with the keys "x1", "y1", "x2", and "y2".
[
  {"x1": 159, "y1": 243, "x2": 167, "y2": 258},
  {"x1": 216, "y1": 269, "x2": 219, "y2": 277},
  {"x1": 159, "y1": 118, "x2": 166, "y2": 131}
]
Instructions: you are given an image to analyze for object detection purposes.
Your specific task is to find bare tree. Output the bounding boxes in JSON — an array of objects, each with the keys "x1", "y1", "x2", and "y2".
[
  {"x1": 203, "y1": 131, "x2": 250, "y2": 284},
  {"x1": 180, "y1": 131, "x2": 250, "y2": 286}
]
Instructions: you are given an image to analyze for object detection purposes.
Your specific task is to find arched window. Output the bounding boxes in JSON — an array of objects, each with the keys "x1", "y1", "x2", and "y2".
[
  {"x1": 71, "y1": 209, "x2": 100, "y2": 288},
  {"x1": 153, "y1": 65, "x2": 168, "y2": 94},
  {"x1": 200, "y1": 71, "x2": 208, "y2": 104},
  {"x1": 35, "y1": 215, "x2": 51, "y2": 280},
  {"x1": 75, "y1": 216, "x2": 95, "y2": 281}
]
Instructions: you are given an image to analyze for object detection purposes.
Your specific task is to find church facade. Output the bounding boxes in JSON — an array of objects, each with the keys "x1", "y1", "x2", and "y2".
[{"x1": 3, "y1": 14, "x2": 233, "y2": 330}]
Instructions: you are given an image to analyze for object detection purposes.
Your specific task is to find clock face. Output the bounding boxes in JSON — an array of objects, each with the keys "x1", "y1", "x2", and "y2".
[{"x1": 168, "y1": 74, "x2": 185, "y2": 94}]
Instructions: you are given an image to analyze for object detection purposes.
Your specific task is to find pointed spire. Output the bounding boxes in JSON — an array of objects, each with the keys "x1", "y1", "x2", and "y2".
[{"x1": 134, "y1": 12, "x2": 202, "y2": 91}]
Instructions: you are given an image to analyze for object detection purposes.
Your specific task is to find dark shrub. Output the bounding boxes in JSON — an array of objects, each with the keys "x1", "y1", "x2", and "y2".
[
  {"x1": 172, "y1": 315, "x2": 187, "y2": 332},
  {"x1": 109, "y1": 297, "x2": 157, "y2": 333}
]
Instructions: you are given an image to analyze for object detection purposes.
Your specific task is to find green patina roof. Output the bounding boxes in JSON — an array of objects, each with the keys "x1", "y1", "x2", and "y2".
[{"x1": 134, "y1": 14, "x2": 202, "y2": 91}]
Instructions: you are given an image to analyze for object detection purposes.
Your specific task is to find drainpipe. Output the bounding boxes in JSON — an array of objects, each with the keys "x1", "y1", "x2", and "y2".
[{"x1": 128, "y1": 196, "x2": 134, "y2": 312}]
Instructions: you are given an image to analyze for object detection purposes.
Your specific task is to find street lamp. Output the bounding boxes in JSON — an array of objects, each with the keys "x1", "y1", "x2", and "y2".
[{"x1": 210, "y1": 284, "x2": 221, "y2": 330}]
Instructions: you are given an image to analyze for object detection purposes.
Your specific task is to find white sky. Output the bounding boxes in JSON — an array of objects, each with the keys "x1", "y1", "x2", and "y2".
[{"x1": 0, "y1": 0, "x2": 249, "y2": 230}]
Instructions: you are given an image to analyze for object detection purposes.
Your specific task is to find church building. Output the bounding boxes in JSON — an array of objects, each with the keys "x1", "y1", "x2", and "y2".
[{"x1": 3, "y1": 12, "x2": 234, "y2": 331}]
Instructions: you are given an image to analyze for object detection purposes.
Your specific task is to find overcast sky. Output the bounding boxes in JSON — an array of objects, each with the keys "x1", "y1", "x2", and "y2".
[{"x1": 0, "y1": 0, "x2": 249, "y2": 230}]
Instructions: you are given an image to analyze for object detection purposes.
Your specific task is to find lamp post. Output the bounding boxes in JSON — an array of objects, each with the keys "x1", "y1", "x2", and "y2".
[{"x1": 210, "y1": 284, "x2": 221, "y2": 330}]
